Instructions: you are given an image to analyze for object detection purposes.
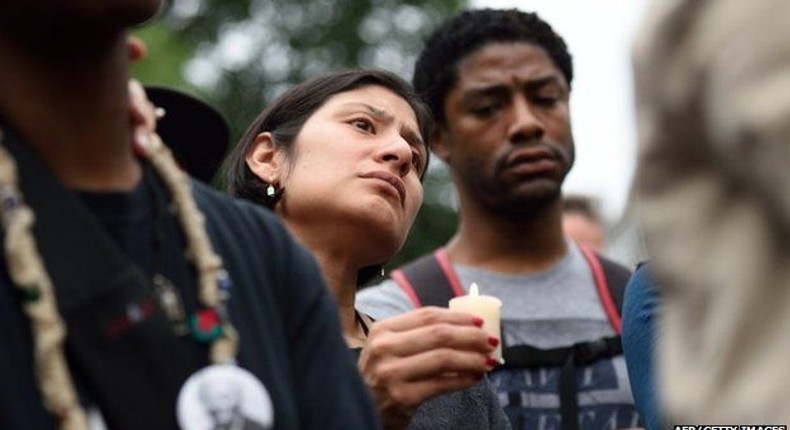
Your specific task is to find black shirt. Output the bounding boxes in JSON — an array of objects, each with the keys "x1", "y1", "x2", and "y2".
[{"x1": 0, "y1": 129, "x2": 380, "y2": 429}]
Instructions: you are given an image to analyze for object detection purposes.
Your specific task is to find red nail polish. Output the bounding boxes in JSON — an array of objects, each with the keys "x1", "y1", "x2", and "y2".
[
  {"x1": 486, "y1": 357, "x2": 499, "y2": 367},
  {"x1": 472, "y1": 317, "x2": 484, "y2": 327},
  {"x1": 488, "y1": 336, "x2": 499, "y2": 347}
]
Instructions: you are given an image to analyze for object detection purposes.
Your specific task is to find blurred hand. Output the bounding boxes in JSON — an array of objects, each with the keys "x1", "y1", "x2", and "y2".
[
  {"x1": 128, "y1": 78, "x2": 158, "y2": 152},
  {"x1": 127, "y1": 35, "x2": 147, "y2": 62},
  {"x1": 125, "y1": 36, "x2": 162, "y2": 153},
  {"x1": 358, "y1": 307, "x2": 499, "y2": 430}
]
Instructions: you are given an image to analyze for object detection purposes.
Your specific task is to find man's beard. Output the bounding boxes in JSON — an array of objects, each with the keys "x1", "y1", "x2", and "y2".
[
  {"x1": 456, "y1": 155, "x2": 567, "y2": 218},
  {"x1": 480, "y1": 180, "x2": 562, "y2": 218}
]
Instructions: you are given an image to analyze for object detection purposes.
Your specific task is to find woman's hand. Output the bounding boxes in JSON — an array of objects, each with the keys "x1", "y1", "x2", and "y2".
[{"x1": 358, "y1": 307, "x2": 499, "y2": 430}]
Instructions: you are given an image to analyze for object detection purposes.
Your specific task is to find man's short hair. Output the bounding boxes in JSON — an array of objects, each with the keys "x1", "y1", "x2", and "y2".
[{"x1": 413, "y1": 8, "x2": 573, "y2": 125}]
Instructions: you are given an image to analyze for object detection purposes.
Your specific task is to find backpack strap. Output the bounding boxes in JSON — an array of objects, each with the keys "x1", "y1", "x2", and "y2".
[
  {"x1": 599, "y1": 254, "x2": 631, "y2": 314},
  {"x1": 578, "y1": 246, "x2": 630, "y2": 334},
  {"x1": 499, "y1": 335, "x2": 624, "y2": 430},
  {"x1": 500, "y1": 246, "x2": 631, "y2": 430},
  {"x1": 392, "y1": 245, "x2": 633, "y2": 430},
  {"x1": 390, "y1": 248, "x2": 464, "y2": 308}
]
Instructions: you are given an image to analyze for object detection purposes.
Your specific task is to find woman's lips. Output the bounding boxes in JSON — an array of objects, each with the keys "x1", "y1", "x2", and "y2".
[{"x1": 359, "y1": 171, "x2": 406, "y2": 206}]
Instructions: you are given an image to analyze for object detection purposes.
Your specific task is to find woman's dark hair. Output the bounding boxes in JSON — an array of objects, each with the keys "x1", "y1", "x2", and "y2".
[{"x1": 223, "y1": 68, "x2": 433, "y2": 208}]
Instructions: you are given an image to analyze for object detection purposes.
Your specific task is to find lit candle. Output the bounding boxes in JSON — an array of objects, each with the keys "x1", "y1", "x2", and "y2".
[{"x1": 448, "y1": 283, "x2": 503, "y2": 364}]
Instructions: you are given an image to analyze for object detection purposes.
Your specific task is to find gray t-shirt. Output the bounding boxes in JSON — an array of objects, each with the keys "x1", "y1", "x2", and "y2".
[
  {"x1": 357, "y1": 243, "x2": 639, "y2": 430},
  {"x1": 349, "y1": 348, "x2": 511, "y2": 430}
]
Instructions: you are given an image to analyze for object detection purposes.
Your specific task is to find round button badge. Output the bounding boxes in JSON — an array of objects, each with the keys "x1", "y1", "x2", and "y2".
[{"x1": 177, "y1": 364, "x2": 273, "y2": 430}]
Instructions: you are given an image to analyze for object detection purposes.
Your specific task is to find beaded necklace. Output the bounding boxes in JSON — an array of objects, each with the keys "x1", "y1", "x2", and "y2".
[{"x1": 0, "y1": 128, "x2": 238, "y2": 430}]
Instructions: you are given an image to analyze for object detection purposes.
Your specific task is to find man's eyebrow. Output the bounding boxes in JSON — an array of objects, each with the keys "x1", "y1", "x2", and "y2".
[
  {"x1": 460, "y1": 75, "x2": 567, "y2": 103},
  {"x1": 460, "y1": 85, "x2": 510, "y2": 105},
  {"x1": 523, "y1": 75, "x2": 565, "y2": 91}
]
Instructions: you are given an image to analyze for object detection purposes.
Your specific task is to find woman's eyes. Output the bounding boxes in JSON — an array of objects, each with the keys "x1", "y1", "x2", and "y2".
[
  {"x1": 350, "y1": 118, "x2": 375, "y2": 133},
  {"x1": 348, "y1": 116, "x2": 424, "y2": 173},
  {"x1": 411, "y1": 151, "x2": 423, "y2": 170}
]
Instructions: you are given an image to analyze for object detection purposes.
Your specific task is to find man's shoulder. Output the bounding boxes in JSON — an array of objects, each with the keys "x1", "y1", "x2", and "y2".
[
  {"x1": 190, "y1": 181, "x2": 309, "y2": 288},
  {"x1": 355, "y1": 251, "x2": 442, "y2": 319},
  {"x1": 192, "y1": 181, "x2": 279, "y2": 227}
]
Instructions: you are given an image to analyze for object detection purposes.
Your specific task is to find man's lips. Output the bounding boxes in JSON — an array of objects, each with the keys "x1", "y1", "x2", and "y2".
[
  {"x1": 359, "y1": 171, "x2": 406, "y2": 205},
  {"x1": 502, "y1": 146, "x2": 561, "y2": 176}
]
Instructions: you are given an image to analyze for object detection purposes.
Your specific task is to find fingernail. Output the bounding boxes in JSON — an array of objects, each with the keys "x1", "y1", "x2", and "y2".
[
  {"x1": 487, "y1": 336, "x2": 499, "y2": 347},
  {"x1": 471, "y1": 317, "x2": 484, "y2": 327},
  {"x1": 486, "y1": 357, "x2": 499, "y2": 367}
]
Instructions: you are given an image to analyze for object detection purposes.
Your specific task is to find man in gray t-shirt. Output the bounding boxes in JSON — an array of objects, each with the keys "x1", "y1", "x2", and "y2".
[{"x1": 357, "y1": 8, "x2": 638, "y2": 430}]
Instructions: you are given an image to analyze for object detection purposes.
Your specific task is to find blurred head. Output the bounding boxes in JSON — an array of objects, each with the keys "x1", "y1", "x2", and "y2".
[
  {"x1": 0, "y1": 0, "x2": 161, "y2": 34},
  {"x1": 414, "y1": 9, "x2": 575, "y2": 217},
  {"x1": 226, "y1": 69, "x2": 433, "y2": 265},
  {"x1": 562, "y1": 195, "x2": 605, "y2": 251}
]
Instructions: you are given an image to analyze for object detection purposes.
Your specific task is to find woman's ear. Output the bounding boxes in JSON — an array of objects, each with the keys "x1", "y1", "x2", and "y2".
[{"x1": 246, "y1": 132, "x2": 285, "y2": 184}]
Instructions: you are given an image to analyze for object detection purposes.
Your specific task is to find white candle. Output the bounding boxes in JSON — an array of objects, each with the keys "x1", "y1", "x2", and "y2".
[{"x1": 448, "y1": 283, "x2": 503, "y2": 363}]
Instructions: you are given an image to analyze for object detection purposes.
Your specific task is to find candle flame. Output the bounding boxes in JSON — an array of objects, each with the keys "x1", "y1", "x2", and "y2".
[{"x1": 469, "y1": 283, "x2": 479, "y2": 296}]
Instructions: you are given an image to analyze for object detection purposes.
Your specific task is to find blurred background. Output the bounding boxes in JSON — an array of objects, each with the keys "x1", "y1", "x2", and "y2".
[{"x1": 132, "y1": 0, "x2": 650, "y2": 268}]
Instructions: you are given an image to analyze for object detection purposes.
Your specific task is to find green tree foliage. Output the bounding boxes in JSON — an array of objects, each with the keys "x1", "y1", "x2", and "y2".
[
  {"x1": 132, "y1": 0, "x2": 467, "y2": 269},
  {"x1": 134, "y1": 0, "x2": 465, "y2": 138}
]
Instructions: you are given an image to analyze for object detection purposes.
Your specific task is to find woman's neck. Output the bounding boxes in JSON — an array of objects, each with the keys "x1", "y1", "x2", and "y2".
[
  {"x1": 316, "y1": 251, "x2": 370, "y2": 349},
  {"x1": 282, "y1": 221, "x2": 367, "y2": 347}
]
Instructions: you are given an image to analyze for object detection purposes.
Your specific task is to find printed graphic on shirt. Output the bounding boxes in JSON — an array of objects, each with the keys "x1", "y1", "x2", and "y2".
[
  {"x1": 177, "y1": 364, "x2": 273, "y2": 430},
  {"x1": 490, "y1": 358, "x2": 639, "y2": 430}
]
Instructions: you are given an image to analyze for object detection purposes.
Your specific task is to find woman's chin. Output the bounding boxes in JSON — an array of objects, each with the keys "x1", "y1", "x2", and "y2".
[{"x1": 352, "y1": 227, "x2": 406, "y2": 266}]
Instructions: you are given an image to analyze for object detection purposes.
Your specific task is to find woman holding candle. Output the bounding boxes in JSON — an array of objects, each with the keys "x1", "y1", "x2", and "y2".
[{"x1": 223, "y1": 69, "x2": 509, "y2": 430}]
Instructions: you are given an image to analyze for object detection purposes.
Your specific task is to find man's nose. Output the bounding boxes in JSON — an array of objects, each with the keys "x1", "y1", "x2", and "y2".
[{"x1": 508, "y1": 95, "x2": 545, "y2": 143}]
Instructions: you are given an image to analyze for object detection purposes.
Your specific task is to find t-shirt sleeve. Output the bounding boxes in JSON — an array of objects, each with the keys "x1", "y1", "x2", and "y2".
[{"x1": 356, "y1": 279, "x2": 417, "y2": 319}]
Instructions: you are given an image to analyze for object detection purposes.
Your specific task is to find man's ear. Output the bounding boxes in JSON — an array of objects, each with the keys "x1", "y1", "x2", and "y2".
[
  {"x1": 431, "y1": 127, "x2": 451, "y2": 164},
  {"x1": 246, "y1": 132, "x2": 286, "y2": 184}
]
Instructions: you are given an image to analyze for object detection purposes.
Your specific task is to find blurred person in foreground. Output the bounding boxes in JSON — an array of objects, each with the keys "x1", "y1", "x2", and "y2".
[
  {"x1": 0, "y1": 1, "x2": 378, "y2": 429},
  {"x1": 633, "y1": 0, "x2": 790, "y2": 425}
]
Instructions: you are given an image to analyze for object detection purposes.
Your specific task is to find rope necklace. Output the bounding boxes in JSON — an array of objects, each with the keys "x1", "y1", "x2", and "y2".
[{"x1": 0, "y1": 127, "x2": 238, "y2": 430}]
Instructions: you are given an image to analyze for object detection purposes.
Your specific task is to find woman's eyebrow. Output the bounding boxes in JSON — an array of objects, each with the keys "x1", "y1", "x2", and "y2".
[
  {"x1": 341, "y1": 102, "x2": 394, "y2": 122},
  {"x1": 342, "y1": 102, "x2": 424, "y2": 150}
]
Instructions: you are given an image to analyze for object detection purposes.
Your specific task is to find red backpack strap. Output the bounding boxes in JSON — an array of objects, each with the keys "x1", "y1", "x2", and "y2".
[
  {"x1": 390, "y1": 269, "x2": 422, "y2": 308},
  {"x1": 579, "y1": 246, "x2": 623, "y2": 334},
  {"x1": 390, "y1": 248, "x2": 464, "y2": 308}
]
